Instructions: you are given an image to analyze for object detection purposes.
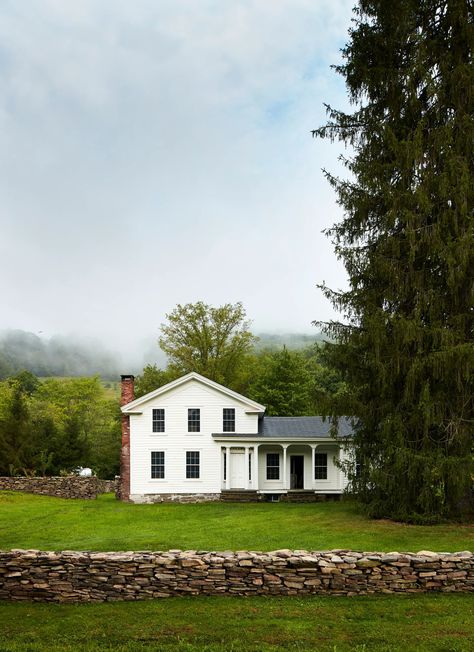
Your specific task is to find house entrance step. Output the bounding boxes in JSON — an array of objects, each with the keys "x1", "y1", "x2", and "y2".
[
  {"x1": 220, "y1": 490, "x2": 261, "y2": 503},
  {"x1": 283, "y1": 492, "x2": 342, "y2": 503}
]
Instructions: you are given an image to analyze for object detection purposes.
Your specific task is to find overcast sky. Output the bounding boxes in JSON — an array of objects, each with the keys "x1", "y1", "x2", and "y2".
[{"x1": 0, "y1": 0, "x2": 354, "y2": 357}]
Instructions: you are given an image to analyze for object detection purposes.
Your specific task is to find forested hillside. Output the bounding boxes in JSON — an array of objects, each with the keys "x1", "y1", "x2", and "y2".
[{"x1": 0, "y1": 330, "x2": 119, "y2": 380}]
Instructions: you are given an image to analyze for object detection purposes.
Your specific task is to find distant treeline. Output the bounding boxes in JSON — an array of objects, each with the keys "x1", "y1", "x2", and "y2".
[
  {"x1": 0, "y1": 330, "x2": 120, "y2": 380},
  {"x1": 255, "y1": 332, "x2": 327, "y2": 350},
  {"x1": 0, "y1": 329, "x2": 326, "y2": 381}
]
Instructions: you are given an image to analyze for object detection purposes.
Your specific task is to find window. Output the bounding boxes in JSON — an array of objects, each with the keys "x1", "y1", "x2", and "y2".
[
  {"x1": 188, "y1": 408, "x2": 200, "y2": 432},
  {"x1": 314, "y1": 453, "x2": 328, "y2": 480},
  {"x1": 266, "y1": 453, "x2": 280, "y2": 480},
  {"x1": 223, "y1": 451, "x2": 227, "y2": 481},
  {"x1": 152, "y1": 409, "x2": 165, "y2": 433},
  {"x1": 151, "y1": 451, "x2": 165, "y2": 479},
  {"x1": 249, "y1": 452, "x2": 252, "y2": 481},
  {"x1": 223, "y1": 408, "x2": 235, "y2": 432},
  {"x1": 186, "y1": 451, "x2": 200, "y2": 478}
]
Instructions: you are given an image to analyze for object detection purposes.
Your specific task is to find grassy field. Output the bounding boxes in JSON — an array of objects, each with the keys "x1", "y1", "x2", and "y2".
[
  {"x1": 0, "y1": 594, "x2": 472, "y2": 651},
  {"x1": 0, "y1": 491, "x2": 472, "y2": 552},
  {"x1": 1, "y1": 493, "x2": 472, "y2": 651}
]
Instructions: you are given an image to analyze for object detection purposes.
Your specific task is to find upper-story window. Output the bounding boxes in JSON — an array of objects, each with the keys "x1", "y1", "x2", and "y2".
[
  {"x1": 152, "y1": 409, "x2": 165, "y2": 433},
  {"x1": 314, "y1": 453, "x2": 328, "y2": 480},
  {"x1": 223, "y1": 408, "x2": 235, "y2": 432},
  {"x1": 188, "y1": 408, "x2": 200, "y2": 432}
]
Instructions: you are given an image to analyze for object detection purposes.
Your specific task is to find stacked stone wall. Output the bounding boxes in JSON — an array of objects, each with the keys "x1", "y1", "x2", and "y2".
[
  {"x1": 0, "y1": 477, "x2": 117, "y2": 499},
  {"x1": 0, "y1": 549, "x2": 471, "y2": 603}
]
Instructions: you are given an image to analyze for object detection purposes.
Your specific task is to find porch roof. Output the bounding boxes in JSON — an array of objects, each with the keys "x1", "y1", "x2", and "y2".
[{"x1": 212, "y1": 416, "x2": 354, "y2": 439}]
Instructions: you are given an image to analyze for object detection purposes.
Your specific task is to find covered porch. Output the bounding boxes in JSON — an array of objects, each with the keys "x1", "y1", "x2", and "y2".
[{"x1": 218, "y1": 441, "x2": 344, "y2": 496}]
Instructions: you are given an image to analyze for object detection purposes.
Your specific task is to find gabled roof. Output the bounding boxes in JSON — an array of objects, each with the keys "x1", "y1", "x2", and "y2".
[
  {"x1": 121, "y1": 372, "x2": 266, "y2": 415},
  {"x1": 212, "y1": 416, "x2": 354, "y2": 439}
]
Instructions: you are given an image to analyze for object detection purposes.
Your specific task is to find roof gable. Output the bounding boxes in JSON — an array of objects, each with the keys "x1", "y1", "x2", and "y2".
[{"x1": 121, "y1": 372, "x2": 266, "y2": 414}]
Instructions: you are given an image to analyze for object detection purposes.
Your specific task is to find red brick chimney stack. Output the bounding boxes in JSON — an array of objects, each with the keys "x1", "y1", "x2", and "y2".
[{"x1": 120, "y1": 374, "x2": 134, "y2": 501}]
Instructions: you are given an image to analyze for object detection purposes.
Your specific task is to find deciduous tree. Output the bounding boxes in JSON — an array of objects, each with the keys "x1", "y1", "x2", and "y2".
[{"x1": 159, "y1": 302, "x2": 256, "y2": 389}]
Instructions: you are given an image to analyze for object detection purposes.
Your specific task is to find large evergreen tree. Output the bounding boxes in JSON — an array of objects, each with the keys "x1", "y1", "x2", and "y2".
[{"x1": 314, "y1": 0, "x2": 473, "y2": 521}]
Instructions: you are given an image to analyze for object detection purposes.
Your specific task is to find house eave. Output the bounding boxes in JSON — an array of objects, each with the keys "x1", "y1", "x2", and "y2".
[{"x1": 212, "y1": 435, "x2": 348, "y2": 443}]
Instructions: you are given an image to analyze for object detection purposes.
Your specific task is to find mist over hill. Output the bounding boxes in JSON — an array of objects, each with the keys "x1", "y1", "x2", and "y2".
[
  {"x1": 0, "y1": 329, "x2": 326, "y2": 380},
  {"x1": 255, "y1": 332, "x2": 326, "y2": 350},
  {"x1": 0, "y1": 330, "x2": 120, "y2": 380}
]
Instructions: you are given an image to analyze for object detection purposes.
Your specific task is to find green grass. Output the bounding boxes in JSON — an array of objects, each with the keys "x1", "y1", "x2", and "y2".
[
  {"x1": 0, "y1": 492, "x2": 472, "y2": 552},
  {"x1": 0, "y1": 594, "x2": 472, "y2": 651}
]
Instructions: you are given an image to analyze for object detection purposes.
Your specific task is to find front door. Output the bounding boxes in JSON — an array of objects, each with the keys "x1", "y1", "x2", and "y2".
[
  {"x1": 230, "y1": 451, "x2": 245, "y2": 488},
  {"x1": 290, "y1": 455, "x2": 304, "y2": 489}
]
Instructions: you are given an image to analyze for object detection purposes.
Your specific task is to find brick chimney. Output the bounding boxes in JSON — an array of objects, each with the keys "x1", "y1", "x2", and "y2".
[{"x1": 120, "y1": 375, "x2": 134, "y2": 502}]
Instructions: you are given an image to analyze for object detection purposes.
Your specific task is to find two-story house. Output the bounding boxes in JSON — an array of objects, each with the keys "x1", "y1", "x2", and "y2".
[{"x1": 119, "y1": 372, "x2": 353, "y2": 503}]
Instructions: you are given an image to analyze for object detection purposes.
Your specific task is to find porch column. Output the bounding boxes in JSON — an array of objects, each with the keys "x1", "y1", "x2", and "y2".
[
  {"x1": 253, "y1": 444, "x2": 259, "y2": 491},
  {"x1": 225, "y1": 446, "x2": 230, "y2": 490},
  {"x1": 282, "y1": 445, "x2": 288, "y2": 491},
  {"x1": 311, "y1": 445, "x2": 316, "y2": 490},
  {"x1": 244, "y1": 446, "x2": 250, "y2": 490}
]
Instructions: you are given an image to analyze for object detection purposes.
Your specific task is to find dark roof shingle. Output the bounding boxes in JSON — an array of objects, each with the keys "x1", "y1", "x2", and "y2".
[{"x1": 212, "y1": 416, "x2": 354, "y2": 438}]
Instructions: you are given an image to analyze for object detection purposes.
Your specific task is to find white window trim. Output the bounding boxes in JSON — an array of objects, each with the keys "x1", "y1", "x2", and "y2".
[
  {"x1": 151, "y1": 406, "x2": 168, "y2": 435},
  {"x1": 222, "y1": 406, "x2": 236, "y2": 433},
  {"x1": 184, "y1": 449, "x2": 202, "y2": 480},
  {"x1": 187, "y1": 407, "x2": 202, "y2": 435},
  {"x1": 266, "y1": 452, "x2": 281, "y2": 482},
  {"x1": 150, "y1": 450, "x2": 166, "y2": 480}
]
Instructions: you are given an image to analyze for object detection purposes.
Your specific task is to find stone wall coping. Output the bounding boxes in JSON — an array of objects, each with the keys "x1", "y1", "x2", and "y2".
[{"x1": 3, "y1": 548, "x2": 472, "y2": 559}]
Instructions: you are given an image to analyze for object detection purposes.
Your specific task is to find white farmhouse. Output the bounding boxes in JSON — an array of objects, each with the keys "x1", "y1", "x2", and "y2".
[{"x1": 119, "y1": 372, "x2": 353, "y2": 503}]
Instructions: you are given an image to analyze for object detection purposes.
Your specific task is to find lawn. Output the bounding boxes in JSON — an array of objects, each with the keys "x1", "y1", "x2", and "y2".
[
  {"x1": 0, "y1": 594, "x2": 472, "y2": 651},
  {"x1": 0, "y1": 492, "x2": 472, "y2": 552}
]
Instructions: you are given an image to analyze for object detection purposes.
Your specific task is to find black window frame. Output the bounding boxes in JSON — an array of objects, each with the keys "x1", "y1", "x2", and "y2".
[
  {"x1": 223, "y1": 408, "x2": 235, "y2": 432},
  {"x1": 188, "y1": 408, "x2": 200, "y2": 432},
  {"x1": 186, "y1": 451, "x2": 200, "y2": 479},
  {"x1": 151, "y1": 451, "x2": 165, "y2": 479},
  {"x1": 314, "y1": 453, "x2": 328, "y2": 480},
  {"x1": 152, "y1": 408, "x2": 165, "y2": 433},
  {"x1": 266, "y1": 453, "x2": 280, "y2": 480}
]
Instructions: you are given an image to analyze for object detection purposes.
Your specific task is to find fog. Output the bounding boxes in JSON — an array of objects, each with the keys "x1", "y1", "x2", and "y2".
[{"x1": 0, "y1": 1, "x2": 353, "y2": 353}]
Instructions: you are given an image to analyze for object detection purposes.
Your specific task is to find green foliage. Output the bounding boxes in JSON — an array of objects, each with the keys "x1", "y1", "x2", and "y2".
[
  {"x1": 247, "y1": 347, "x2": 315, "y2": 415},
  {"x1": 159, "y1": 301, "x2": 256, "y2": 390},
  {"x1": 0, "y1": 374, "x2": 120, "y2": 478},
  {"x1": 314, "y1": 0, "x2": 474, "y2": 521},
  {"x1": 134, "y1": 364, "x2": 182, "y2": 399}
]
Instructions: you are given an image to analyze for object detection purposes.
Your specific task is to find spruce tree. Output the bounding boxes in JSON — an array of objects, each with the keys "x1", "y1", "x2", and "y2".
[{"x1": 313, "y1": 0, "x2": 473, "y2": 521}]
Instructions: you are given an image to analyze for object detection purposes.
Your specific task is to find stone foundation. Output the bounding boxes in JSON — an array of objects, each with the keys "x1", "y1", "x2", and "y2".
[
  {"x1": 0, "y1": 477, "x2": 117, "y2": 500},
  {"x1": 0, "y1": 549, "x2": 471, "y2": 603},
  {"x1": 129, "y1": 493, "x2": 221, "y2": 504}
]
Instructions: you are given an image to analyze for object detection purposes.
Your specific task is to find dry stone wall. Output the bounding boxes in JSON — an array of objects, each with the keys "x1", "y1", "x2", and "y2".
[
  {"x1": 0, "y1": 477, "x2": 117, "y2": 499},
  {"x1": 0, "y1": 549, "x2": 472, "y2": 603}
]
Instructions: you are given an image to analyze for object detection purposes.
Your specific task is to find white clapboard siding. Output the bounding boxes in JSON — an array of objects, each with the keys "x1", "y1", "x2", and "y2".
[{"x1": 129, "y1": 378, "x2": 259, "y2": 496}]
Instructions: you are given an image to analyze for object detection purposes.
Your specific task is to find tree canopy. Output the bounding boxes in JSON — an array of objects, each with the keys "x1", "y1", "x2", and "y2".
[
  {"x1": 158, "y1": 302, "x2": 256, "y2": 390},
  {"x1": 314, "y1": 0, "x2": 473, "y2": 521},
  {"x1": 0, "y1": 375, "x2": 120, "y2": 478}
]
